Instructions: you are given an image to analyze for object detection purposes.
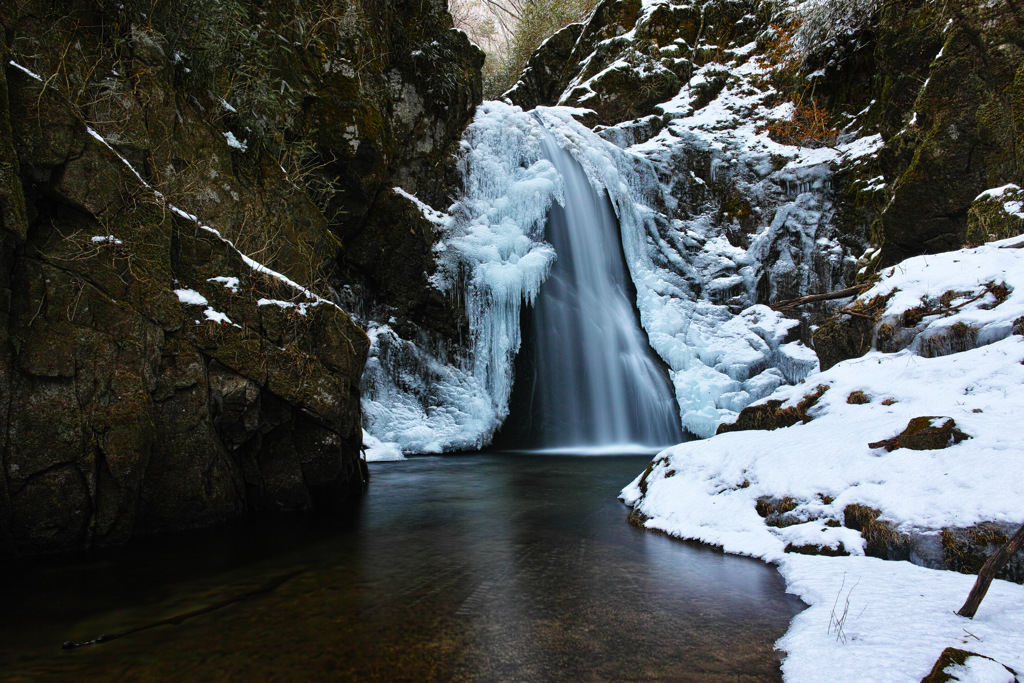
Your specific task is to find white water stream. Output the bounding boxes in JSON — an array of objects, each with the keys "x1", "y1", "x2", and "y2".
[{"x1": 510, "y1": 131, "x2": 682, "y2": 452}]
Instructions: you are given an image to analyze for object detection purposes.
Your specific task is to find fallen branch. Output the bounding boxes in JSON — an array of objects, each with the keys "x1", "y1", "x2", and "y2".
[
  {"x1": 957, "y1": 523, "x2": 1024, "y2": 619},
  {"x1": 834, "y1": 308, "x2": 876, "y2": 320},
  {"x1": 772, "y1": 284, "x2": 872, "y2": 311},
  {"x1": 61, "y1": 570, "x2": 303, "y2": 650}
]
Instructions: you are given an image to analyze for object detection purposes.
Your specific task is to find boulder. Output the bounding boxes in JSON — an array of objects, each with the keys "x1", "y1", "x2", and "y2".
[{"x1": 717, "y1": 385, "x2": 829, "y2": 434}]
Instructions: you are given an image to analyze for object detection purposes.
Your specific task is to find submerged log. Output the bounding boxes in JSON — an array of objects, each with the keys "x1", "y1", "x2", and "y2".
[
  {"x1": 957, "y1": 523, "x2": 1024, "y2": 618},
  {"x1": 61, "y1": 570, "x2": 303, "y2": 650}
]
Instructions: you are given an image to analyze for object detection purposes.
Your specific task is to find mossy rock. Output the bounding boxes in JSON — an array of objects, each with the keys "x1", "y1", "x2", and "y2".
[
  {"x1": 505, "y1": 23, "x2": 586, "y2": 110},
  {"x1": 843, "y1": 504, "x2": 912, "y2": 561},
  {"x1": 0, "y1": 0, "x2": 438, "y2": 555},
  {"x1": 627, "y1": 507, "x2": 651, "y2": 528},
  {"x1": 874, "y1": 0, "x2": 1024, "y2": 265},
  {"x1": 812, "y1": 315, "x2": 874, "y2": 371},
  {"x1": 784, "y1": 543, "x2": 849, "y2": 557},
  {"x1": 717, "y1": 384, "x2": 829, "y2": 433},
  {"x1": 917, "y1": 321, "x2": 980, "y2": 358},
  {"x1": 868, "y1": 416, "x2": 970, "y2": 452},
  {"x1": 920, "y1": 648, "x2": 1019, "y2": 683},
  {"x1": 634, "y1": 3, "x2": 701, "y2": 47},
  {"x1": 570, "y1": 63, "x2": 682, "y2": 124},
  {"x1": 591, "y1": 0, "x2": 643, "y2": 42},
  {"x1": 811, "y1": 293, "x2": 894, "y2": 370},
  {"x1": 755, "y1": 496, "x2": 802, "y2": 528},
  {"x1": 965, "y1": 185, "x2": 1024, "y2": 246},
  {"x1": 941, "y1": 522, "x2": 1024, "y2": 584},
  {"x1": 846, "y1": 390, "x2": 870, "y2": 404}
]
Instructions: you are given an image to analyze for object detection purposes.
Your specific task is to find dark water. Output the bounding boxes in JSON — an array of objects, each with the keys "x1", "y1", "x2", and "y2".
[{"x1": 0, "y1": 454, "x2": 803, "y2": 681}]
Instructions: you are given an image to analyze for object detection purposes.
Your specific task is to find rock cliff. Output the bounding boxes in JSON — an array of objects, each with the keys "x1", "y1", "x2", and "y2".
[{"x1": 0, "y1": 0, "x2": 482, "y2": 555}]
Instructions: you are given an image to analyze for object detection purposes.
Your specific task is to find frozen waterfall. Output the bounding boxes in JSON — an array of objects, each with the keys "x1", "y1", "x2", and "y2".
[
  {"x1": 503, "y1": 130, "x2": 683, "y2": 452},
  {"x1": 364, "y1": 102, "x2": 821, "y2": 457}
]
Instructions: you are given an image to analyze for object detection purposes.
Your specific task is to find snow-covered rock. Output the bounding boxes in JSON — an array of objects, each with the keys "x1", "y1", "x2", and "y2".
[{"x1": 624, "y1": 239, "x2": 1024, "y2": 681}]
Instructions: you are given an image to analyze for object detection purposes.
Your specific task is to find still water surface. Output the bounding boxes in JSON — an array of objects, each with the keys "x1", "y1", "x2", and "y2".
[{"x1": 0, "y1": 454, "x2": 803, "y2": 681}]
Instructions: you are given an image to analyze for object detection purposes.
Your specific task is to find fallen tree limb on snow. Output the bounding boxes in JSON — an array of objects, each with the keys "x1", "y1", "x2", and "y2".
[
  {"x1": 957, "y1": 523, "x2": 1024, "y2": 618},
  {"x1": 771, "y1": 284, "x2": 872, "y2": 312}
]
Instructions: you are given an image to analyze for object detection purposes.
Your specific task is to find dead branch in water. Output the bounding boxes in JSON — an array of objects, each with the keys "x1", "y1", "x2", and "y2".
[{"x1": 61, "y1": 570, "x2": 303, "y2": 650}]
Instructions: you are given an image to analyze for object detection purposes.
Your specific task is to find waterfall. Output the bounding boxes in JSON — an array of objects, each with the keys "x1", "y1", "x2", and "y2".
[{"x1": 505, "y1": 130, "x2": 683, "y2": 452}]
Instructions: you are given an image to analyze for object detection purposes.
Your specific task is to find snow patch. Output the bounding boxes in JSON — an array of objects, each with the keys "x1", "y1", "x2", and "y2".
[
  {"x1": 8, "y1": 60, "x2": 42, "y2": 81},
  {"x1": 174, "y1": 289, "x2": 208, "y2": 306},
  {"x1": 625, "y1": 239, "x2": 1024, "y2": 681},
  {"x1": 223, "y1": 131, "x2": 248, "y2": 151},
  {"x1": 208, "y1": 276, "x2": 240, "y2": 293},
  {"x1": 362, "y1": 429, "x2": 404, "y2": 462}
]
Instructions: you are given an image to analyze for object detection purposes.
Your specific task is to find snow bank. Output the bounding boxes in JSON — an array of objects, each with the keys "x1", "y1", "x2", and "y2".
[
  {"x1": 865, "y1": 237, "x2": 1024, "y2": 356},
  {"x1": 779, "y1": 555, "x2": 1024, "y2": 682},
  {"x1": 361, "y1": 429, "x2": 404, "y2": 462},
  {"x1": 624, "y1": 240, "x2": 1024, "y2": 680}
]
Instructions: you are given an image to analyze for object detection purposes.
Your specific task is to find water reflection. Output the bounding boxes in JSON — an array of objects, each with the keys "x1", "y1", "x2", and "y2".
[{"x1": 0, "y1": 454, "x2": 803, "y2": 681}]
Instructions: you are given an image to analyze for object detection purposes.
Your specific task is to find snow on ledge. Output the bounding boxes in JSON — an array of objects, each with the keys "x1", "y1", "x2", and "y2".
[
  {"x1": 8, "y1": 60, "x2": 42, "y2": 81},
  {"x1": 174, "y1": 289, "x2": 209, "y2": 306}
]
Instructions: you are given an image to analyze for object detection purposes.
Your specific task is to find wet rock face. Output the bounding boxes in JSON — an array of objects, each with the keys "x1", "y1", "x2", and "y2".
[
  {"x1": 870, "y1": 0, "x2": 1024, "y2": 265},
  {"x1": 0, "y1": 0, "x2": 481, "y2": 556}
]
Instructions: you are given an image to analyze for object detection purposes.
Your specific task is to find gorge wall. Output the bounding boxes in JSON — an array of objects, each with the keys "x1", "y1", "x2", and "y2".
[
  {"x1": 0, "y1": 0, "x2": 482, "y2": 556},
  {"x1": 3, "y1": 0, "x2": 1022, "y2": 556}
]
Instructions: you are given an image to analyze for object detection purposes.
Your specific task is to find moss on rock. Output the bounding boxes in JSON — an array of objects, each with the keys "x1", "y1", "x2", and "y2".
[
  {"x1": 941, "y1": 522, "x2": 1024, "y2": 585},
  {"x1": 843, "y1": 504, "x2": 913, "y2": 561},
  {"x1": 868, "y1": 416, "x2": 970, "y2": 452},
  {"x1": 920, "y1": 648, "x2": 1018, "y2": 683},
  {"x1": 717, "y1": 384, "x2": 829, "y2": 434},
  {"x1": 966, "y1": 186, "x2": 1024, "y2": 247}
]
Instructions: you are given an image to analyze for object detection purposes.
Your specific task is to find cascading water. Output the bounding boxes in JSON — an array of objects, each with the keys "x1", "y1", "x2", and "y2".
[{"x1": 506, "y1": 130, "x2": 682, "y2": 452}]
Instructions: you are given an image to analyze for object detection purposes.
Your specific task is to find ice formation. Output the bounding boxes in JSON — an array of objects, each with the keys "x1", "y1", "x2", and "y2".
[
  {"x1": 360, "y1": 103, "x2": 562, "y2": 457},
  {"x1": 363, "y1": 88, "x2": 840, "y2": 453}
]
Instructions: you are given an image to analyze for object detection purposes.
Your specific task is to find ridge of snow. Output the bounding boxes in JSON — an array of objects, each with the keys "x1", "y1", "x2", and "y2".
[
  {"x1": 392, "y1": 186, "x2": 450, "y2": 226},
  {"x1": 8, "y1": 60, "x2": 42, "y2": 81}
]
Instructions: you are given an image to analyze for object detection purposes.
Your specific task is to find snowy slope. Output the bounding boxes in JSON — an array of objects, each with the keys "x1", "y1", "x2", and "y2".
[{"x1": 623, "y1": 237, "x2": 1024, "y2": 680}]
